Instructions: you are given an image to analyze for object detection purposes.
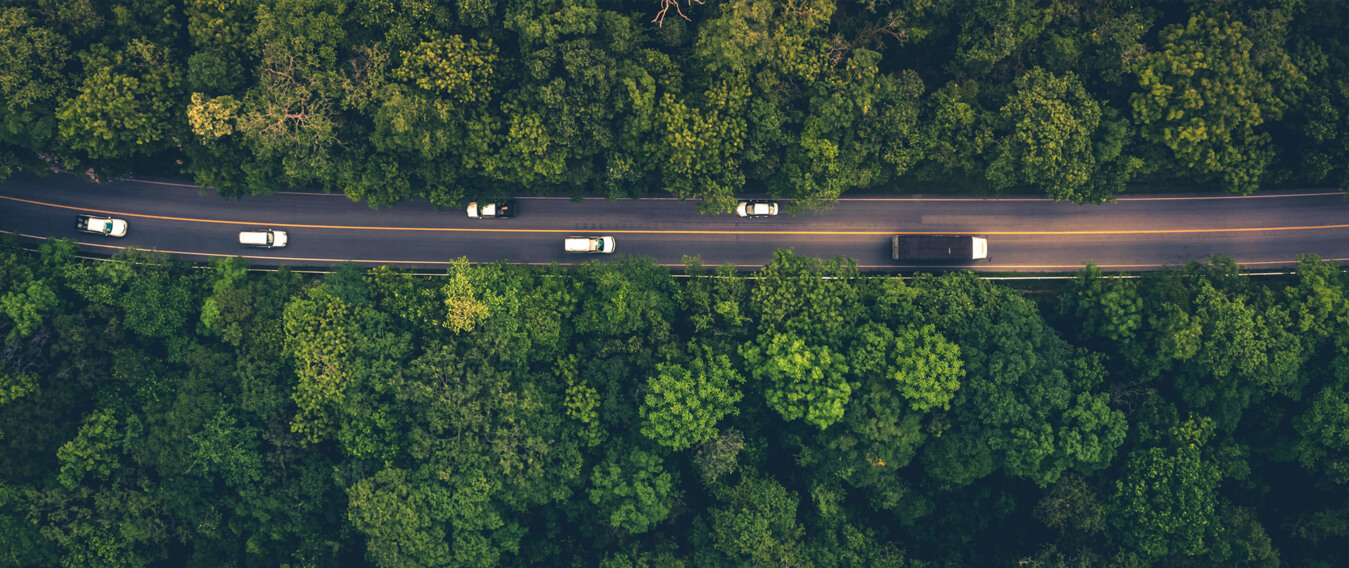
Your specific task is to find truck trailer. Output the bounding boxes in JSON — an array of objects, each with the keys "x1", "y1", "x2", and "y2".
[{"x1": 892, "y1": 235, "x2": 988, "y2": 261}]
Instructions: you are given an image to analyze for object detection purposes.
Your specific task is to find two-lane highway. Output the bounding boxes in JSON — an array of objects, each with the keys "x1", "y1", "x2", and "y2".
[{"x1": 1, "y1": 173, "x2": 1347, "y2": 271}]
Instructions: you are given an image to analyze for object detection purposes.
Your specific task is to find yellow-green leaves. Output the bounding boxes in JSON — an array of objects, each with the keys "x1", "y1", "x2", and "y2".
[
  {"x1": 186, "y1": 92, "x2": 240, "y2": 140},
  {"x1": 1129, "y1": 14, "x2": 1304, "y2": 193},
  {"x1": 395, "y1": 36, "x2": 498, "y2": 104},
  {"x1": 57, "y1": 40, "x2": 181, "y2": 159},
  {"x1": 441, "y1": 258, "x2": 497, "y2": 334},
  {"x1": 1111, "y1": 444, "x2": 1221, "y2": 560},
  {"x1": 57, "y1": 409, "x2": 123, "y2": 489},
  {"x1": 284, "y1": 286, "x2": 353, "y2": 444}
]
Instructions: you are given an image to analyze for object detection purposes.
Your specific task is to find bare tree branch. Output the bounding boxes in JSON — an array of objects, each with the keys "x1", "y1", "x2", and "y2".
[{"x1": 652, "y1": 0, "x2": 704, "y2": 28}]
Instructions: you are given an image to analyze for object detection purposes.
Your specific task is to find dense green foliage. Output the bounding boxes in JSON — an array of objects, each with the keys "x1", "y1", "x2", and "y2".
[
  {"x1": 1, "y1": 0, "x2": 1345, "y2": 207},
  {"x1": 2, "y1": 235, "x2": 1348, "y2": 566}
]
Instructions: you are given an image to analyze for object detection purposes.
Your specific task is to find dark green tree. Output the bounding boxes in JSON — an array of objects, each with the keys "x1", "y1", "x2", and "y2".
[
  {"x1": 987, "y1": 68, "x2": 1130, "y2": 202},
  {"x1": 1111, "y1": 417, "x2": 1223, "y2": 561},
  {"x1": 704, "y1": 474, "x2": 810, "y2": 567},
  {"x1": 589, "y1": 446, "x2": 678, "y2": 534}
]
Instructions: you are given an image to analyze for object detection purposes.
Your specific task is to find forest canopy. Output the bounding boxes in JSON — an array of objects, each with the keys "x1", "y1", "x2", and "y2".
[
  {"x1": 1, "y1": 0, "x2": 1346, "y2": 210},
  {"x1": 2, "y1": 235, "x2": 1348, "y2": 567}
]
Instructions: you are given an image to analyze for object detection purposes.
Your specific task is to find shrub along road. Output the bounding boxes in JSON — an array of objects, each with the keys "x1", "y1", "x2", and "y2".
[{"x1": 1, "y1": 173, "x2": 1346, "y2": 271}]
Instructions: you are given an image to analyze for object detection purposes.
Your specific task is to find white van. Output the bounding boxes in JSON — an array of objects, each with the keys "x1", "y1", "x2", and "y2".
[
  {"x1": 564, "y1": 236, "x2": 615, "y2": 254},
  {"x1": 239, "y1": 229, "x2": 288, "y2": 248}
]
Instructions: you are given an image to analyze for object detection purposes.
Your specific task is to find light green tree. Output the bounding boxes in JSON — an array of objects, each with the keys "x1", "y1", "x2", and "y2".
[
  {"x1": 954, "y1": 0, "x2": 1050, "y2": 76},
  {"x1": 346, "y1": 468, "x2": 455, "y2": 568},
  {"x1": 915, "y1": 272, "x2": 1127, "y2": 488},
  {"x1": 918, "y1": 81, "x2": 995, "y2": 183},
  {"x1": 741, "y1": 333, "x2": 851, "y2": 430},
  {"x1": 56, "y1": 409, "x2": 123, "y2": 489},
  {"x1": 640, "y1": 344, "x2": 744, "y2": 451},
  {"x1": 442, "y1": 258, "x2": 499, "y2": 334},
  {"x1": 654, "y1": 76, "x2": 749, "y2": 213},
  {"x1": 395, "y1": 36, "x2": 498, "y2": 104},
  {"x1": 890, "y1": 324, "x2": 963, "y2": 413},
  {"x1": 283, "y1": 286, "x2": 353, "y2": 444},
  {"x1": 1295, "y1": 385, "x2": 1349, "y2": 484},
  {"x1": 0, "y1": 280, "x2": 57, "y2": 340},
  {"x1": 239, "y1": 0, "x2": 347, "y2": 183},
  {"x1": 1058, "y1": 263, "x2": 1143, "y2": 346},
  {"x1": 0, "y1": 6, "x2": 70, "y2": 155},
  {"x1": 186, "y1": 408, "x2": 262, "y2": 488}
]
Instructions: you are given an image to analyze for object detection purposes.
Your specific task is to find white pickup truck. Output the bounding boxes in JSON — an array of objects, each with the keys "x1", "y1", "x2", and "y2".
[
  {"x1": 466, "y1": 200, "x2": 517, "y2": 218},
  {"x1": 75, "y1": 215, "x2": 128, "y2": 237},
  {"x1": 564, "y1": 236, "x2": 616, "y2": 254}
]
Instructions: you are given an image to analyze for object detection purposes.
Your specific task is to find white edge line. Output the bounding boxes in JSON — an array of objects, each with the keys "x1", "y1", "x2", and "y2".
[{"x1": 118, "y1": 177, "x2": 1344, "y2": 203}]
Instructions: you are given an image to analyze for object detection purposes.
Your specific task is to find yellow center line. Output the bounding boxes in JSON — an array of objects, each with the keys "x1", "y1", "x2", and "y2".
[{"x1": 6, "y1": 193, "x2": 1349, "y2": 236}]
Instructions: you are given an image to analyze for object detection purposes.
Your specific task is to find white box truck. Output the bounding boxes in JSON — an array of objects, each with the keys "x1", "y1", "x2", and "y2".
[{"x1": 892, "y1": 235, "x2": 988, "y2": 261}]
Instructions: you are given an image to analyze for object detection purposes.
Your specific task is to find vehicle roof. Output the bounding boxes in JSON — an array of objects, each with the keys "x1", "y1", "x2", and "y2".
[
  {"x1": 893, "y1": 235, "x2": 975, "y2": 259},
  {"x1": 239, "y1": 230, "x2": 272, "y2": 243}
]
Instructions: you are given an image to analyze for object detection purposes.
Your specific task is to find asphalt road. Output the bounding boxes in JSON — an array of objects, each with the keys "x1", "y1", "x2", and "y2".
[{"x1": 2, "y1": 173, "x2": 1347, "y2": 272}]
